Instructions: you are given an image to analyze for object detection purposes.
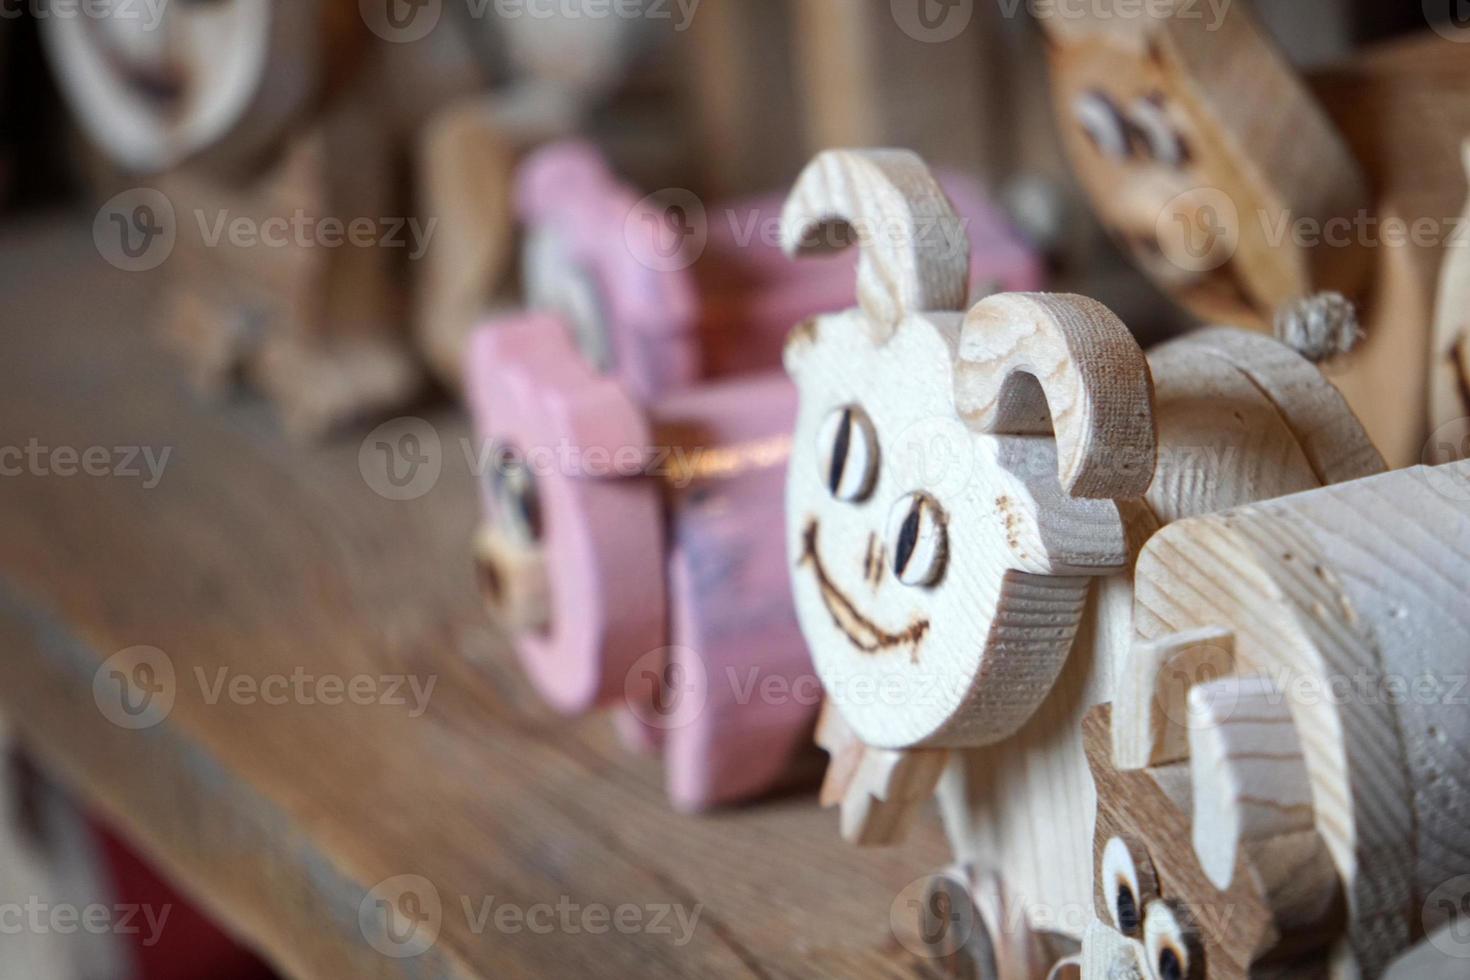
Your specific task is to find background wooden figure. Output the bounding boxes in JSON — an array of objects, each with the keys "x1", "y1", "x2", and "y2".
[
  {"x1": 781, "y1": 149, "x2": 1388, "y2": 972},
  {"x1": 41, "y1": 0, "x2": 486, "y2": 438},
  {"x1": 413, "y1": 4, "x2": 682, "y2": 387},
  {"x1": 1036, "y1": 0, "x2": 1470, "y2": 468},
  {"x1": 1084, "y1": 458, "x2": 1470, "y2": 977}
]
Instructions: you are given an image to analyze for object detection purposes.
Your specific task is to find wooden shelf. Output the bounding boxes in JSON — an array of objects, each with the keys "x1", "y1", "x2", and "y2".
[{"x1": 0, "y1": 215, "x2": 951, "y2": 979}]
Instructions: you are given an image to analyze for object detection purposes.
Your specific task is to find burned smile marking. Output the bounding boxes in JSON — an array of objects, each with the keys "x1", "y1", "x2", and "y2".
[{"x1": 799, "y1": 518, "x2": 929, "y2": 661}]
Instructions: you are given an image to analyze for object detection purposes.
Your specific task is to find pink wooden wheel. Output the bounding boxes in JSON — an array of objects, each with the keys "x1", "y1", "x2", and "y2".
[
  {"x1": 469, "y1": 317, "x2": 818, "y2": 810},
  {"x1": 467, "y1": 315, "x2": 666, "y2": 715}
]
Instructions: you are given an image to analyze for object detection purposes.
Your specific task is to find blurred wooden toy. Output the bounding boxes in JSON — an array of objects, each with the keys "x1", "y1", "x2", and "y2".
[
  {"x1": 42, "y1": 0, "x2": 481, "y2": 437},
  {"x1": 414, "y1": 5, "x2": 676, "y2": 385},
  {"x1": 1036, "y1": 1, "x2": 1470, "y2": 467},
  {"x1": 463, "y1": 139, "x2": 1042, "y2": 402},
  {"x1": 1082, "y1": 458, "x2": 1470, "y2": 978},
  {"x1": 780, "y1": 149, "x2": 1386, "y2": 968},
  {"x1": 39, "y1": 0, "x2": 354, "y2": 174},
  {"x1": 464, "y1": 150, "x2": 1041, "y2": 809},
  {"x1": 467, "y1": 318, "x2": 810, "y2": 812}
]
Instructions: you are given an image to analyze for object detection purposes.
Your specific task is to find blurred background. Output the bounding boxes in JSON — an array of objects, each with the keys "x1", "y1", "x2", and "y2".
[{"x1": 0, "y1": 1, "x2": 1457, "y2": 977}]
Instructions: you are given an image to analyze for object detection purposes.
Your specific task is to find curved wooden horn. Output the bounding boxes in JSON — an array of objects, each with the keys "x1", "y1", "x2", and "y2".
[
  {"x1": 956, "y1": 292, "x2": 1156, "y2": 499},
  {"x1": 780, "y1": 149, "x2": 970, "y2": 336}
]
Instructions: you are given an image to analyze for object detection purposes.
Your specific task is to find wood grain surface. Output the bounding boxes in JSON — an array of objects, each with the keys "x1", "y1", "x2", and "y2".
[{"x1": 0, "y1": 215, "x2": 954, "y2": 979}]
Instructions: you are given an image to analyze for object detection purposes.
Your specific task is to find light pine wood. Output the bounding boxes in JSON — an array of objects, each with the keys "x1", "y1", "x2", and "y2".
[
  {"x1": 1127, "y1": 461, "x2": 1470, "y2": 976},
  {"x1": 955, "y1": 292, "x2": 1157, "y2": 500},
  {"x1": 814, "y1": 702, "x2": 946, "y2": 846},
  {"x1": 1039, "y1": 4, "x2": 1470, "y2": 467},
  {"x1": 782, "y1": 149, "x2": 971, "y2": 336},
  {"x1": 1187, "y1": 676, "x2": 1319, "y2": 893},
  {"x1": 0, "y1": 218, "x2": 959, "y2": 979},
  {"x1": 781, "y1": 150, "x2": 1384, "y2": 969},
  {"x1": 1112, "y1": 625, "x2": 1235, "y2": 771}
]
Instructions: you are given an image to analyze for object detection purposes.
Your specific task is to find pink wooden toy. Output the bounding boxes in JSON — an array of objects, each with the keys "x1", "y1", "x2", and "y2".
[
  {"x1": 466, "y1": 145, "x2": 1042, "y2": 809},
  {"x1": 468, "y1": 317, "x2": 810, "y2": 811},
  {"x1": 511, "y1": 140, "x2": 1042, "y2": 399}
]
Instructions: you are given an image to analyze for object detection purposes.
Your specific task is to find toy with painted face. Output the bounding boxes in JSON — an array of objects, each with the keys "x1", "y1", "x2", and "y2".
[
  {"x1": 780, "y1": 148, "x2": 1388, "y2": 964},
  {"x1": 41, "y1": 0, "x2": 350, "y2": 173},
  {"x1": 1038, "y1": 2, "x2": 1470, "y2": 468},
  {"x1": 1076, "y1": 460, "x2": 1470, "y2": 978},
  {"x1": 462, "y1": 147, "x2": 1043, "y2": 809},
  {"x1": 1037, "y1": 2, "x2": 1369, "y2": 331}
]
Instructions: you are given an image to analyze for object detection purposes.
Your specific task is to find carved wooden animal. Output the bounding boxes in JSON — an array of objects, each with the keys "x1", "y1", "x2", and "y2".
[
  {"x1": 781, "y1": 149, "x2": 1386, "y2": 967},
  {"x1": 1081, "y1": 459, "x2": 1470, "y2": 978},
  {"x1": 42, "y1": 0, "x2": 481, "y2": 437},
  {"x1": 463, "y1": 157, "x2": 1040, "y2": 808},
  {"x1": 466, "y1": 316, "x2": 812, "y2": 812},
  {"x1": 1037, "y1": 2, "x2": 1470, "y2": 468}
]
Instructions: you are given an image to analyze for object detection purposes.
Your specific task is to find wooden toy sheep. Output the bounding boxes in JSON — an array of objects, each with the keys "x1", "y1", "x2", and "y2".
[
  {"x1": 1075, "y1": 459, "x2": 1470, "y2": 978},
  {"x1": 1036, "y1": 1, "x2": 1470, "y2": 468},
  {"x1": 781, "y1": 148, "x2": 1388, "y2": 966},
  {"x1": 464, "y1": 147, "x2": 1041, "y2": 810}
]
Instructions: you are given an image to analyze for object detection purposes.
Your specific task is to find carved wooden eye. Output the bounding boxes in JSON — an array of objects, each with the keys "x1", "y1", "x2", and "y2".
[
  {"x1": 1144, "y1": 900, "x2": 1202, "y2": 980},
  {"x1": 489, "y1": 444, "x2": 543, "y2": 545},
  {"x1": 1073, "y1": 90, "x2": 1130, "y2": 161},
  {"x1": 1129, "y1": 95, "x2": 1188, "y2": 168},
  {"x1": 818, "y1": 406, "x2": 879, "y2": 502},
  {"x1": 887, "y1": 493, "x2": 948, "y2": 587},
  {"x1": 1101, "y1": 836, "x2": 1158, "y2": 940}
]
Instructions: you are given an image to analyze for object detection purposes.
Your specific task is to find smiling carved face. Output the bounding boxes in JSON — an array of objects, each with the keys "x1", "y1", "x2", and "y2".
[
  {"x1": 784, "y1": 307, "x2": 1130, "y2": 751},
  {"x1": 779, "y1": 150, "x2": 1151, "y2": 753}
]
